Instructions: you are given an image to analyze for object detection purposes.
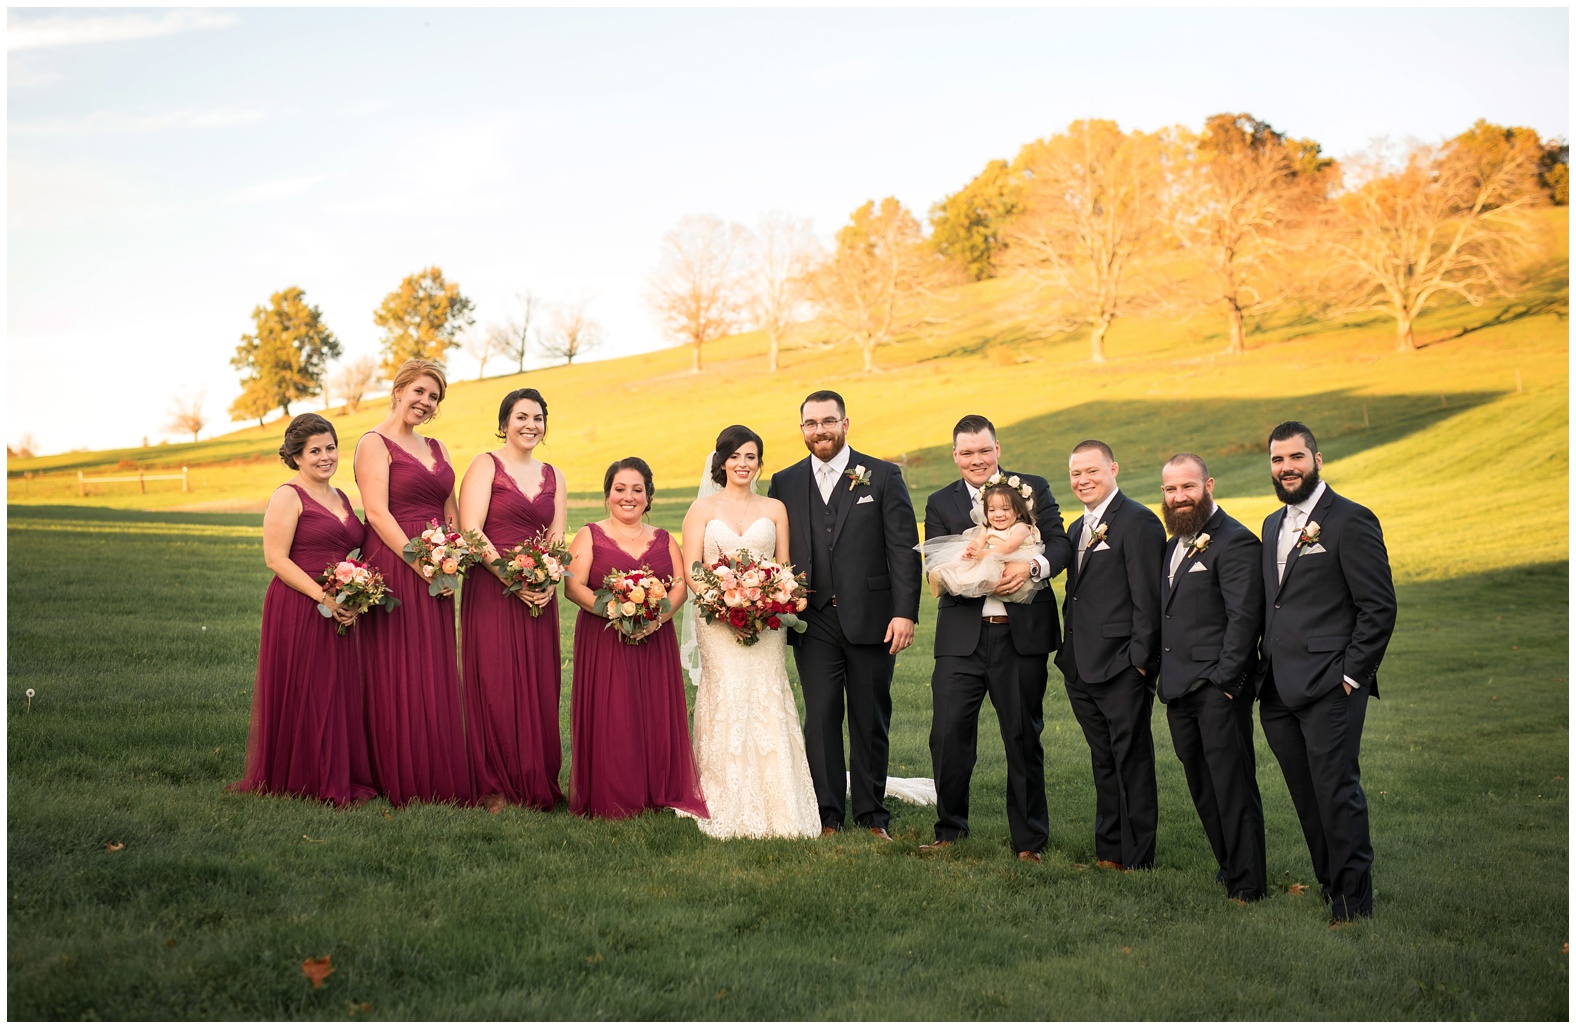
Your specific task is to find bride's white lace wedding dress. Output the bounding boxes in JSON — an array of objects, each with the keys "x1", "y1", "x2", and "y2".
[{"x1": 683, "y1": 517, "x2": 822, "y2": 839}]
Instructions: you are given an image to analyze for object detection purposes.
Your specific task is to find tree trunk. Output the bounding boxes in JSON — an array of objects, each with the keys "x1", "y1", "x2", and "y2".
[
  {"x1": 862, "y1": 338, "x2": 878, "y2": 374},
  {"x1": 1089, "y1": 318, "x2": 1110, "y2": 363},
  {"x1": 281, "y1": 401, "x2": 291, "y2": 416},
  {"x1": 692, "y1": 339, "x2": 702, "y2": 373},
  {"x1": 767, "y1": 329, "x2": 779, "y2": 373},
  {"x1": 1224, "y1": 302, "x2": 1246, "y2": 355},
  {"x1": 1397, "y1": 313, "x2": 1417, "y2": 351}
]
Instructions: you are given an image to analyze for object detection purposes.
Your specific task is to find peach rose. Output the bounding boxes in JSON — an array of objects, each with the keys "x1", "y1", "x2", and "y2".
[
  {"x1": 441, "y1": 558, "x2": 459, "y2": 575},
  {"x1": 628, "y1": 585, "x2": 647, "y2": 604},
  {"x1": 620, "y1": 600, "x2": 637, "y2": 617}
]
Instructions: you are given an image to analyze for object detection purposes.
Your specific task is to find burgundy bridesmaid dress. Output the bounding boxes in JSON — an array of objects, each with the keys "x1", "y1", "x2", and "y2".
[
  {"x1": 357, "y1": 432, "x2": 472, "y2": 806},
  {"x1": 460, "y1": 456, "x2": 565, "y2": 810},
  {"x1": 231, "y1": 484, "x2": 376, "y2": 807},
  {"x1": 569, "y1": 524, "x2": 708, "y2": 820}
]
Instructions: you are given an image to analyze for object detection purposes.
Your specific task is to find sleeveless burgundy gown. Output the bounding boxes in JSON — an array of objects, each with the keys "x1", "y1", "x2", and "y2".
[
  {"x1": 357, "y1": 432, "x2": 472, "y2": 806},
  {"x1": 569, "y1": 523, "x2": 708, "y2": 819},
  {"x1": 461, "y1": 455, "x2": 565, "y2": 810},
  {"x1": 230, "y1": 484, "x2": 376, "y2": 807}
]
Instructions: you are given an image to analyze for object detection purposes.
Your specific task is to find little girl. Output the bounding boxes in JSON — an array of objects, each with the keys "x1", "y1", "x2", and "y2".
[{"x1": 918, "y1": 483, "x2": 1046, "y2": 603}]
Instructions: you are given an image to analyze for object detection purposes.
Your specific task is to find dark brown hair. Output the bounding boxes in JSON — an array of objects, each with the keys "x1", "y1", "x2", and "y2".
[
  {"x1": 710, "y1": 425, "x2": 764, "y2": 486},
  {"x1": 603, "y1": 457, "x2": 655, "y2": 513},
  {"x1": 981, "y1": 482, "x2": 1033, "y2": 526},
  {"x1": 279, "y1": 414, "x2": 337, "y2": 469},
  {"x1": 1268, "y1": 420, "x2": 1318, "y2": 453},
  {"x1": 800, "y1": 389, "x2": 846, "y2": 419},
  {"x1": 952, "y1": 414, "x2": 996, "y2": 443},
  {"x1": 495, "y1": 388, "x2": 548, "y2": 441},
  {"x1": 1070, "y1": 439, "x2": 1115, "y2": 463}
]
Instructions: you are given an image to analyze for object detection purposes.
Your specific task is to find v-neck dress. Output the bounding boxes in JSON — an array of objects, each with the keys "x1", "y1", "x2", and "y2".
[
  {"x1": 568, "y1": 522, "x2": 707, "y2": 820},
  {"x1": 356, "y1": 432, "x2": 472, "y2": 807},
  {"x1": 460, "y1": 455, "x2": 565, "y2": 810},
  {"x1": 230, "y1": 483, "x2": 377, "y2": 807}
]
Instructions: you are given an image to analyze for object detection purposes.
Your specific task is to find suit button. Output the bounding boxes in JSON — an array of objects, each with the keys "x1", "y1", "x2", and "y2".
[
  {"x1": 1163, "y1": 646, "x2": 1171, "y2": 652},
  {"x1": 1274, "y1": 603, "x2": 1281, "y2": 609},
  {"x1": 1165, "y1": 614, "x2": 1171, "y2": 619}
]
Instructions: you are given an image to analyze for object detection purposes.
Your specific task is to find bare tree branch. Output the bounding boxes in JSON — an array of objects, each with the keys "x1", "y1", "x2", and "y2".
[
  {"x1": 646, "y1": 215, "x2": 751, "y2": 372},
  {"x1": 535, "y1": 297, "x2": 604, "y2": 366}
]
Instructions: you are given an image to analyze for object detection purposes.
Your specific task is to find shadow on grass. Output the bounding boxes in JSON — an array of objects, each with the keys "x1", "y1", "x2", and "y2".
[
  {"x1": 8, "y1": 504, "x2": 266, "y2": 528},
  {"x1": 890, "y1": 388, "x2": 1506, "y2": 502}
]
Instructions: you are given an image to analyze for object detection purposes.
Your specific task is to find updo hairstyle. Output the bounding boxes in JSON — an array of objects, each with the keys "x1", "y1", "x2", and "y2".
[
  {"x1": 709, "y1": 424, "x2": 764, "y2": 486},
  {"x1": 389, "y1": 358, "x2": 448, "y2": 422},
  {"x1": 602, "y1": 457, "x2": 655, "y2": 514},
  {"x1": 495, "y1": 387, "x2": 549, "y2": 441},
  {"x1": 279, "y1": 413, "x2": 337, "y2": 470}
]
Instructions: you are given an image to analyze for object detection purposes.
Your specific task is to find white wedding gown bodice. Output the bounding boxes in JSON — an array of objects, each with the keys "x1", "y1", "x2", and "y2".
[{"x1": 684, "y1": 517, "x2": 822, "y2": 839}]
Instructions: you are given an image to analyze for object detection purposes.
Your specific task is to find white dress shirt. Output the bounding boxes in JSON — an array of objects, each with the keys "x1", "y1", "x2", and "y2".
[
  {"x1": 1078, "y1": 492, "x2": 1119, "y2": 572},
  {"x1": 813, "y1": 445, "x2": 852, "y2": 503}
]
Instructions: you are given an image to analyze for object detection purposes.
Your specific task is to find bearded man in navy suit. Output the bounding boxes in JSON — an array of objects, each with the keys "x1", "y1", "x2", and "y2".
[{"x1": 1258, "y1": 421, "x2": 1396, "y2": 925}]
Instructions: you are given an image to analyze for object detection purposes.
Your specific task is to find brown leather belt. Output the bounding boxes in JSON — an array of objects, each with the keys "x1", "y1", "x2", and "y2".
[{"x1": 982, "y1": 615, "x2": 1010, "y2": 624}]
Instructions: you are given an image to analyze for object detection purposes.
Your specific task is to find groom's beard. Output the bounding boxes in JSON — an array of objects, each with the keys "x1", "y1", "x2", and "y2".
[
  {"x1": 805, "y1": 427, "x2": 847, "y2": 462},
  {"x1": 1162, "y1": 493, "x2": 1215, "y2": 539},
  {"x1": 1272, "y1": 463, "x2": 1321, "y2": 505}
]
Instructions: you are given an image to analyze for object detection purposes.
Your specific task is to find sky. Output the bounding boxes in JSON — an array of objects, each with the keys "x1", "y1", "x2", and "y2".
[{"x1": 7, "y1": 5, "x2": 1569, "y2": 455}]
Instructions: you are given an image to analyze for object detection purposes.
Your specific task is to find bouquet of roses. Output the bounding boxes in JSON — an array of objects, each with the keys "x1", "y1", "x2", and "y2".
[
  {"x1": 593, "y1": 566, "x2": 673, "y2": 644},
  {"x1": 402, "y1": 518, "x2": 489, "y2": 597},
  {"x1": 690, "y1": 550, "x2": 809, "y2": 646},
  {"x1": 492, "y1": 531, "x2": 572, "y2": 616},
  {"x1": 317, "y1": 549, "x2": 400, "y2": 635}
]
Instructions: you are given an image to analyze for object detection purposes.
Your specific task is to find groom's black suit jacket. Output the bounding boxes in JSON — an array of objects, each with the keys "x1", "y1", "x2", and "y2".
[
  {"x1": 1257, "y1": 487, "x2": 1396, "y2": 707},
  {"x1": 925, "y1": 471, "x2": 1072, "y2": 658},
  {"x1": 768, "y1": 449, "x2": 921, "y2": 646}
]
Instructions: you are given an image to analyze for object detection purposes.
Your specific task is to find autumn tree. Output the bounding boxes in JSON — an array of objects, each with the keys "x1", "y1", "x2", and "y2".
[
  {"x1": 646, "y1": 215, "x2": 750, "y2": 372},
  {"x1": 372, "y1": 266, "x2": 474, "y2": 377},
  {"x1": 167, "y1": 390, "x2": 207, "y2": 442},
  {"x1": 1174, "y1": 113, "x2": 1333, "y2": 354},
  {"x1": 748, "y1": 211, "x2": 817, "y2": 373},
  {"x1": 1002, "y1": 120, "x2": 1172, "y2": 363},
  {"x1": 929, "y1": 158, "x2": 1023, "y2": 281},
  {"x1": 230, "y1": 286, "x2": 342, "y2": 425},
  {"x1": 328, "y1": 355, "x2": 379, "y2": 414},
  {"x1": 536, "y1": 298, "x2": 603, "y2": 366},
  {"x1": 1539, "y1": 139, "x2": 1568, "y2": 205},
  {"x1": 1326, "y1": 122, "x2": 1544, "y2": 351},
  {"x1": 804, "y1": 197, "x2": 947, "y2": 374}
]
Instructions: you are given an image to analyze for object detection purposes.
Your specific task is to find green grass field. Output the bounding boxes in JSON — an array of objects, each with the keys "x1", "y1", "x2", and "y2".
[
  {"x1": 7, "y1": 210, "x2": 1568, "y2": 1018},
  {"x1": 5, "y1": 506, "x2": 1567, "y2": 1019}
]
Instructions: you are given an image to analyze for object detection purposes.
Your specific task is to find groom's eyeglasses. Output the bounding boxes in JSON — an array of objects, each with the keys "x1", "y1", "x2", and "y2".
[{"x1": 801, "y1": 418, "x2": 846, "y2": 432}]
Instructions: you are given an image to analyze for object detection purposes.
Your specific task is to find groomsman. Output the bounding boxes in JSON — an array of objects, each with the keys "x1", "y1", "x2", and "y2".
[
  {"x1": 768, "y1": 390, "x2": 922, "y2": 839},
  {"x1": 1055, "y1": 440, "x2": 1165, "y2": 870},
  {"x1": 1157, "y1": 453, "x2": 1266, "y2": 901},
  {"x1": 1258, "y1": 421, "x2": 1396, "y2": 924},
  {"x1": 921, "y1": 415, "x2": 1072, "y2": 861}
]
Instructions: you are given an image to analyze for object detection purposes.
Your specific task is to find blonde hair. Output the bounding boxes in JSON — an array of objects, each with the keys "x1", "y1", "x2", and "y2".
[{"x1": 389, "y1": 359, "x2": 447, "y2": 422}]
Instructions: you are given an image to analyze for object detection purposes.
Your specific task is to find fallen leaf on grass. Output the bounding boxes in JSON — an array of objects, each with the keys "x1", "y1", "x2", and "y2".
[
  {"x1": 1122, "y1": 946, "x2": 1132, "y2": 954},
  {"x1": 1563, "y1": 942, "x2": 1568, "y2": 955},
  {"x1": 163, "y1": 938, "x2": 177, "y2": 948},
  {"x1": 301, "y1": 835, "x2": 324, "y2": 843},
  {"x1": 302, "y1": 955, "x2": 335, "y2": 989},
  {"x1": 104, "y1": 842, "x2": 125, "y2": 853},
  {"x1": 348, "y1": 1002, "x2": 372, "y2": 1014},
  {"x1": 585, "y1": 952, "x2": 603, "y2": 965},
  {"x1": 382, "y1": 811, "x2": 392, "y2": 820},
  {"x1": 1288, "y1": 882, "x2": 1308, "y2": 895}
]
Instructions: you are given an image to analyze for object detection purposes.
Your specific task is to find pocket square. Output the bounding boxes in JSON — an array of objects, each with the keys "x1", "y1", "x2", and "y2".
[
  {"x1": 1092, "y1": 541, "x2": 1111, "y2": 552},
  {"x1": 856, "y1": 494, "x2": 874, "y2": 505},
  {"x1": 1188, "y1": 561, "x2": 1207, "y2": 572},
  {"x1": 1302, "y1": 543, "x2": 1327, "y2": 555}
]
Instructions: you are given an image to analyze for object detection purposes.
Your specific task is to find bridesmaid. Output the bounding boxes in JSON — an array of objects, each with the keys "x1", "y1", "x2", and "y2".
[
  {"x1": 458, "y1": 387, "x2": 568, "y2": 814},
  {"x1": 230, "y1": 414, "x2": 376, "y2": 807},
  {"x1": 354, "y1": 358, "x2": 472, "y2": 806},
  {"x1": 563, "y1": 458, "x2": 708, "y2": 820}
]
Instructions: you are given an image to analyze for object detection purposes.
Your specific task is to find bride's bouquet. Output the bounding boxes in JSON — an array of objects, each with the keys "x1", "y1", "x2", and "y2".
[
  {"x1": 317, "y1": 550, "x2": 400, "y2": 635},
  {"x1": 594, "y1": 566, "x2": 673, "y2": 644},
  {"x1": 403, "y1": 518, "x2": 488, "y2": 596},
  {"x1": 690, "y1": 550, "x2": 809, "y2": 646},
  {"x1": 492, "y1": 531, "x2": 572, "y2": 616}
]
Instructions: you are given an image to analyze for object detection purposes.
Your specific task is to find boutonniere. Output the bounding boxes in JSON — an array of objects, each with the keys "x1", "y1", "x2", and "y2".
[
  {"x1": 1088, "y1": 522, "x2": 1109, "y2": 545},
  {"x1": 1296, "y1": 521, "x2": 1321, "y2": 552},
  {"x1": 1187, "y1": 532, "x2": 1211, "y2": 557},
  {"x1": 845, "y1": 464, "x2": 871, "y2": 491},
  {"x1": 981, "y1": 470, "x2": 1035, "y2": 509}
]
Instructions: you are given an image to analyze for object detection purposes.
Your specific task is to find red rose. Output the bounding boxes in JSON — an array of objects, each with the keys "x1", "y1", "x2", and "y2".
[
  {"x1": 767, "y1": 616, "x2": 782, "y2": 629},
  {"x1": 728, "y1": 608, "x2": 749, "y2": 627}
]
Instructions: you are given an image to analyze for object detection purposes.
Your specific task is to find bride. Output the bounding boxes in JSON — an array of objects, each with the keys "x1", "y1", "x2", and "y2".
[{"x1": 678, "y1": 425, "x2": 822, "y2": 839}]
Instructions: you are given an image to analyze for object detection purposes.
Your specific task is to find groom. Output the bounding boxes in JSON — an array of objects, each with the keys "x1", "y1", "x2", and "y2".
[{"x1": 769, "y1": 390, "x2": 922, "y2": 838}]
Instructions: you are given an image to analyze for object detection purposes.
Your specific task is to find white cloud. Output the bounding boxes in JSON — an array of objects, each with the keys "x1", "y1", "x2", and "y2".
[
  {"x1": 10, "y1": 106, "x2": 270, "y2": 136},
  {"x1": 226, "y1": 174, "x2": 330, "y2": 206},
  {"x1": 7, "y1": 9, "x2": 237, "y2": 52}
]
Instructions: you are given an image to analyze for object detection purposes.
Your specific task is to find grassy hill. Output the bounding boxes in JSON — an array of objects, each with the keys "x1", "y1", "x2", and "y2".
[{"x1": 10, "y1": 211, "x2": 1567, "y2": 583}]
